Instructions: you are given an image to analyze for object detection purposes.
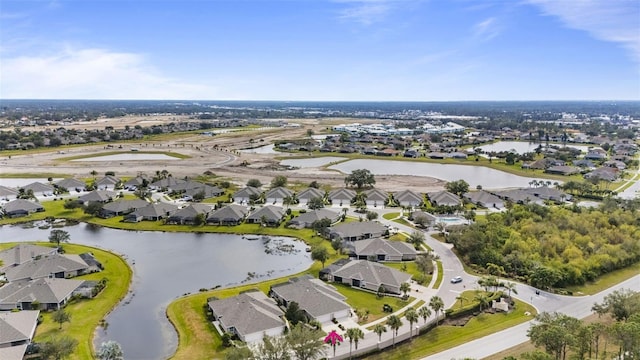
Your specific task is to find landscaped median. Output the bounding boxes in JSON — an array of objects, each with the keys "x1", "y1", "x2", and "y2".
[{"x1": 0, "y1": 242, "x2": 132, "y2": 359}]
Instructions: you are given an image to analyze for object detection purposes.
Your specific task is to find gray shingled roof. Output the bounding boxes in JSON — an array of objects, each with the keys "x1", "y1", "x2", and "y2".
[
  {"x1": 394, "y1": 190, "x2": 423, "y2": 204},
  {"x1": 364, "y1": 188, "x2": 388, "y2": 202},
  {"x1": 330, "y1": 260, "x2": 412, "y2": 290},
  {"x1": 290, "y1": 209, "x2": 339, "y2": 226},
  {"x1": 353, "y1": 238, "x2": 416, "y2": 258},
  {"x1": 78, "y1": 190, "x2": 116, "y2": 203},
  {"x1": 2, "y1": 199, "x2": 44, "y2": 214},
  {"x1": 233, "y1": 186, "x2": 261, "y2": 198},
  {"x1": 96, "y1": 175, "x2": 120, "y2": 186},
  {"x1": 328, "y1": 221, "x2": 387, "y2": 239},
  {"x1": 270, "y1": 275, "x2": 350, "y2": 318},
  {"x1": 427, "y1": 191, "x2": 461, "y2": 206},
  {"x1": 55, "y1": 178, "x2": 86, "y2": 190},
  {"x1": 133, "y1": 202, "x2": 179, "y2": 218},
  {"x1": 265, "y1": 187, "x2": 294, "y2": 199},
  {"x1": 463, "y1": 191, "x2": 504, "y2": 207},
  {"x1": 0, "y1": 278, "x2": 84, "y2": 306},
  {"x1": 207, "y1": 204, "x2": 248, "y2": 222},
  {"x1": 247, "y1": 205, "x2": 285, "y2": 222},
  {"x1": 0, "y1": 244, "x2": 57, "y2": 271},
  {"x1": 150, "y1": 177, "x2": 184, "y2": 189},
  {"x1": 328, "y1": 188, "x2": 356, "y2": 201},
  {"x1": 21, "y1": 182, "x2": 54, "y2": 193},
  {"x1": 297, "y1": 187, "x2": 324, "y2": 200},
  {"x1": 208, "y1": 290, "x2": 284, "y2": 339},
  {"x1": 169, "y1": 204, "x2": 212, "y2": 220},
  {"x1": 0, "y1": 310, "x2": 39, "y2": 347},
  {"x1": 0, "y1": 185, "x2": 18, "y2": 198},
  {"x1": 4, "y1": 254, "x2": 90, "y2": 281},
  {"x1": 101, "y1": 199, "x2": 149, "y2": 213}
]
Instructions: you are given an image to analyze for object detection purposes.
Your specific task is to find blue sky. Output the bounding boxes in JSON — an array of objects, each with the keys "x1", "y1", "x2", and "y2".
[{"x1": 1, "y1": 0, "x2": 639, "y2": 101}]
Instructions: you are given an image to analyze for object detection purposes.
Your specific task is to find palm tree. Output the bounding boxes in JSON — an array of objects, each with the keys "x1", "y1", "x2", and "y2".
[
  {"x1": 474, "y1": 291, "x2": 490, "y2": 312},
  {"x1": 404, "y1": 308, "x2": 419, "y2": 338},
  {"x1": 429, "y1": 296, "x2": 444, "y2": 325},
  {"x1": 386, "y1": 315, "x2": 402, "y2": 347},
  {"x1": 502, "y1": 281, "x2": 518, "y2": 298},
  {"x1": 372, "y1": 323, "x2": 387, "y2": 348},
  {"x1": 418, "y1": 306, "x2": 432, "y2": 325},
  {"x1": 345, "y1": 327, "x2": 364, "y2": 359},
  {"x1": 400, "y1": 282, "x2": 411, "y2": 299},
  {"x1": 456, "y1": 295, "x2": 466, "y2": 309},
  {"x1": 323, "y1": 330, "x2": 343, "y2": 358}
]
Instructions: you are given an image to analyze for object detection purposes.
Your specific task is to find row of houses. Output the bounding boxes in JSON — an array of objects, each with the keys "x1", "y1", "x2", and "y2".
[{"x1": 209, "y1": 256, "x2": 413, "y2": 344}]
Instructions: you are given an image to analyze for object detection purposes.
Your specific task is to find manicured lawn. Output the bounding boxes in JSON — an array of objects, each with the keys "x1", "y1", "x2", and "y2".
[
  {"x1": 386, "y1": 262, "x2": 432, "y2": 286},
  {"x1": 332, "y1": 283, "x2": 414, "y2": 324},
  {"x1": 0, "y1": 242, "x2": 131, "y2": 359},
  {"x1": 383, "y1": 212, "x2": 401, "y2": 220},
  {"x1": 433, "y1": 261, "x2": 444, "y2": 289},
  {"x1": 564, "y1": 261, "x2": 640, "y2": 295},
  {"x1": 365, "y1": 298, "x2": 537, "y2": 360}
]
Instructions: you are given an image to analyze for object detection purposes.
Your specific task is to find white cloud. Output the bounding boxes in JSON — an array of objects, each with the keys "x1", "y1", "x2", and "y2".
[
  {"x1": 336, "y1": 0, "x2": 393, "y2": 25},
  {"x1": 473, "y1": 17, "x2": 500, "y2": 41},
  {"x1": 0, "y1": 47, "x2": 218, "y2": 99},
  {"x1": 528, "y1": 0, "x2": 640, "y2": 62}
]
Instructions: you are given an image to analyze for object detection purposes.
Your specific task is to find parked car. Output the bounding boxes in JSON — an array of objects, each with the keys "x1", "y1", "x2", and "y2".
[{"x1": 451, "y1": 276, "x2": 463, "y2": 284}]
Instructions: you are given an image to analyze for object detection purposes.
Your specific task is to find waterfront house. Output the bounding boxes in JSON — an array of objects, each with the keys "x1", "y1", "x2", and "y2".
[
  {"x1": 246, "y1": 205, "x2": 285, "y2": 226},
  {"x1": 288, "y1": 209, "x2": 340, "y2": 229},
  {"x1": 124, "y1": 202, "x2": 179, "y2": 222},
  {"x1": 206, "y1": 204, "x2": 248, "y2": 226},
  {"x1": 320, "y1": 259, "x2": 412, "y2": 295},
  {"x1": 427, "y1": 190, "x2": 461, "y2": 207},
  {"x1": 1, "y1": 199, "x2": 44, "y2": 218},
  {"x1": 55, "y1": 178, "x2": 87, "y2": 192},
  {"x1": 3, "y1": 253, "x2": 98, "y2": 282},
  {"x1": 0, "y1": 310, "x2": 40, "y2": 360},
  {"x1": 0, "y1": 278, "x2": 87, "y2": 311},
  {"x1": 99, "y1": 199, "x2": 149, "y2": 218},
  {"x1": 326, "y1": 221, "x2": 387, "y2": 242},
  {"x1": 78, "y1": 190, "x2": 116, "y2": 204},
  {"x1": 166, "y1": 204, "x2": 213, "y2": 224},
  {"x1": 346, "y1": 238, "x2": 417, "y2": 262}
]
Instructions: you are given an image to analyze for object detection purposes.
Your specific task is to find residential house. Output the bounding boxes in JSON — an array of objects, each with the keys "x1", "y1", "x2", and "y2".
[
  {"x1": 0, "y1": 186, "x2": 18, "y2": 201},
  {"x1": 584, "y1": 150, "x2": 607, "y2": 161},
  {"x1": 491, "y1": 189, "x2": 543, "y2": 205},
  {"x1": 78, "y1": 190, "x2": 116, "y2": 204},
  {"x1": 99, "y1": 199, "x2": 149, "y2": 218},
  {"x1": 0, "y1": 278, "x2": 86, "y2": 311},
  {"x1": 54, "y1": 178, "x2": 87, "y2": 192},
  {"x1": 124, "y1": 202, "x2": 179, "y2": 222},
  {"x1": 463, "y1": 191, "x2": 505, "y2": 209},
  {"x1": 297, "y1": 187, "x2": 325, "y2": 207},
  {"x1": 585, "y1": 167, "x2": 620, "y2": 182},
  {"x1": 0, "y1": 244, "x2": 58, "y2": 273},
  {"x1": 427, "y1": 191, "x2": 462, "y2": 207},
  {"x1": 573, "y1": 159, "x2": 596, "y2": 169},
  {"x1": 20, "y1": 182, "x2": 54, "y2": 197},
  {"x1": 246, "y1": 206, "x2": 285, "y2": 226},
  {"x1": 264, "y1": 187, "x2": 294, "y2": 205},
  {"x1": 394, "y1": 190, "x2": 423, "y2": 207},
  {"x1": 269, "y1": 275, "x2": 351, "y2": 324},
  {"x1": 409, "y1": 211, "x2": 437, "y2": 227},
  {"x1": 326, "y1": 221, "x2": 387, "y2": 242},
  {"x1": 544, "y1": 165, "x2": 580, "y2": 176},
  {"x1": 328, "y1": 188, "x2": 356, "y2": 207},
  {"x1": 149, "y1": 176, "x2": 184, "y2": 191},
  {"x1": 206, "y1": 204, "x2": 248, "y2": 226},
  {"x1": 123, "y1": 176, "x2": 148, "y2": 190},
  {"x1": 346, "y1": 238, "x2": 417, "y2": 261},
  {"x1": 208, "y1": 290, "x2": 286, "y2": 343},
  {"x1": 95, "y1": 175, "x2": 121, "y2": 190},
  {"x1": 288, "y1": 209, "x2": 340, "y2": 229},
  {"x1": 320, "y1": 259, "x2": 412, "y2": 295},
  {"x1": 169, "y1": 180, "x2": 224, "y2": 199},
  {"x1": 3, "y1": 253, "x2": 98, "y2": 282},
  {"x1": 0, "y1": 310, "x2": 40, "y2": 360},
  {"x1": 166, "y1": 204, "x2": 213, "y2": 224},
  {"x1": 524, "y1": 186, "x2": 570, "y2": 203},
  {"x1": 364, "y1": 188, "x2": 388, "y2": 208},
  {"x1": 2, "y1": 199, "x2": 44, "y2": 218},
  {"x1": 233, "y1": 186, "x2": 262, "y2": 205},
  {"x1": 604, "y1": 160, "x2": 626, "y2": 170}
]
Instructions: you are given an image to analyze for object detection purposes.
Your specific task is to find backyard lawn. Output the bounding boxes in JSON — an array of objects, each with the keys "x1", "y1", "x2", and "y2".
[{"x1": 332, "y1": 283, "x2": 414, "y2": 324}]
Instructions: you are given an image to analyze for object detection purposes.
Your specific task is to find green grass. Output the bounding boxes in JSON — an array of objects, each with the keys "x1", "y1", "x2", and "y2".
[
  {"x1": 383, "y1": 212, "x2": 401, "y2": 220},
  {"x1": 433, "y1": 261, "x2": 444, "y2": 289},
  {"x1": 386, "y1": 262, "x2": 432, "y2": 286},
  {"x1": 365, "y1": 298, "x2": 537, "y2": 360},
  {"x1": 564, "y1": 261, "x2": 640, "y2": 295},
  {"x1": 393, "y1": 218, "x2": 411, "y2": 227},
  {"x1": 332, "y1": 283, "x2": 414, "y2": 324},
  {"x1": 0, "y1": 242, "x2": 131, "y2": 360}
]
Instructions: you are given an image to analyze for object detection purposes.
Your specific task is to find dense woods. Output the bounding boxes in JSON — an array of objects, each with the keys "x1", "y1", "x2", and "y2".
[{"x1": 448, "y1": 202, "x2": 640, "y2": 289}]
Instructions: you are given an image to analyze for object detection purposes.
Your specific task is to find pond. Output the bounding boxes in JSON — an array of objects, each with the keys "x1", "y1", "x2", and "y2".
[
  {"x1": 281, "y1": 156, "x2": 347, "y2": 168},
  {"x1": 0, "y1": 224, "x2": 312, "y2": 360},
  {"x1": 476, "y1": 141, "x2": 592, "y2": 154},
  {"x1": 329, "y1": 159, "x2": 550, "y2": 189},
  {"x1": 70, "y1": 153, "x2": 181, "y2": 161},
  {"x1": 237, "y1": 144, "x2": 279, "y2": 154}
]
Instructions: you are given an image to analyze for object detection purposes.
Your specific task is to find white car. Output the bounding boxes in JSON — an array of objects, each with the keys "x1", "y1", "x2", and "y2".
[{"x1": 451, "y1": 276, "x2": 463, "y2": 284}]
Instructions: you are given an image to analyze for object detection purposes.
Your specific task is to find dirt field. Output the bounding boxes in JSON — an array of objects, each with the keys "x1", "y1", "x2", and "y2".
[{"x1": 0, "y1": 118, "x2": 447, "y2": 192}]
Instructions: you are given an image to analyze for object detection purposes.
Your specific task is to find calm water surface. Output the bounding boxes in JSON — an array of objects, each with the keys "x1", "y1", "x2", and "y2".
[
  {"x1": 0, "y1": 178, "x2": 60, "y2": 187},
  {"x1": 477, "y1": 141, "x2": 592, "y2": 154},
  {"x1": 0, "y1": 223, "x2": 312, "y2": 359},
  {"x1": 238, "y1": 144, "x2": 279, "y2": 154},
  {"x1": 329, "y1": 159, "x2": 551, "y2": 189}
]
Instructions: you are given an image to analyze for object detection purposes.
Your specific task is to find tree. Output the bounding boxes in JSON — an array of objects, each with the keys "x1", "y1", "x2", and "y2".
[
  {"x1": 307, "y1": 196, "x2": 325, "y2": 210},
  {"x1": 344, "y1": 169, "x2": 376, "y2": 189},
  {"x1": 256, "y1": 334, "x2": 291, "y2": 360},
  {"x1": 84, "y1": 201, "x2": 103, "y2": 216},
  {"x1": 366, "y1": 210, "x2": 378, "y2": 220},
  {"x1": 386, "y1": 315, "x2": 403, "y2": 347},
  {"x1": 408, "y1": 231, "x2": 425, "y2": 248},
  {"x1": 355, "y1": 308, "x2": 369, "y2": 323},
  {"x1": 528, "y1": 312, "x2": 581, "y2": 360},
  {"x1": 418, "y1": 306, "x2": 432, "y2": 324},
  {"x1": 345, "y1": 327, "x2": 364, "y2": 359},
  {"x1": 286, "y1": 324, "x2": 325, "y2": 360},
  {"x1": 456, "y1": 295, "x2": 466, "y2": 309},
  {"x1": 40, "y1": 336, "x2": 78, "y2": 360},
  {"x1": 592, "y1": 289, "x2": 640, "y2": 322},
  {"x1": 400, "y1": 282, "x2": 411, "y2": 298},
  {"x1": 405, "y1": 308, "x2": 419, "y2": 337},
  {"x1": 224, "y1": 346, "x2": 255, "y2": 360},
  {"x1": 306, "y1": 128, "x2": 315, "y2": 138},
  {"x1": 474, "y1": 291, "x2": 490, "y2": 312},
  {"x1": 412, "y1": 213, "x2": 431, "y2": 228},
  {"x1": 53, "y1": 308, "x2": 71, "y2": 329},
  {"x1": 445, "y1": 179, "x2": 470, "y2": 196},
  {"x1": 246, "y1": 179, "x2": 262, "y2": 188},
  {"x1": 429, "y1": 296, "x2": 445, "y2": 325},
  {"x1": 373, "y1": 323, "x2": 387, "y2": 345},
  {"x1": 48, "y1": 229, "x2": 70, "y2": 249},
  {"x1": 97, "y1": 341, "x2": 124, "y2": 360},
  {"x1": 502, "y1": 281, "x2": 518, "y2": 298},
  {"x1": 309, "y1": 180, "x2": 320, "y2": 189},
  {"x1": 270, "y1": 175, "x2": 287, "y2": 188},
  {"x1": 324, "y1": 330, "x2": 343, "y2": 358},
  {"x1": 284, "y1": 301, "x2": 306, "y2": 326},
  {"x1": 311, "y1": 247, "x2": 329, "y2": 268}
]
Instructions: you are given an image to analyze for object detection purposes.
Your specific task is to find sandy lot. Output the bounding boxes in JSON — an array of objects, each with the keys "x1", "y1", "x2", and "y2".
[{"x1": 0, "y1": 119, "x2": 446, "y2": 192}]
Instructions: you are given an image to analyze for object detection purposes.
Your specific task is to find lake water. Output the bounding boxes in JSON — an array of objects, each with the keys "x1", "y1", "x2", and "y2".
[
  {"x1": 477, "y1": 141, "x2": 592, "y2": 154},
  {"x1": 0, "y1": 178, "x2": 61, "y2": 187},
  {"x1": 281, "y1": 156, "x2": 347, "y2": 168},
  {"x1": 0, "y1": 224, "x2": 312, "y2": 360},
  {"x1": 329, "y1": 159, "x2": 549, "y2": 189},
  {"x1": 238, "y1": 144, "x2": 279, "y2": 154},
  {"x1": 70, "y1": 154, "x2": 180, "y2": 161}
]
